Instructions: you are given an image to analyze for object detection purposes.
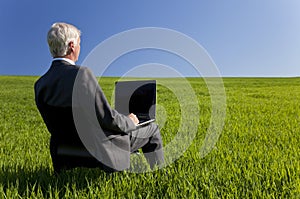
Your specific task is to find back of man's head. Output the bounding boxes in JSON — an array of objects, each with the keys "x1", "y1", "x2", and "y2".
[{"x1": 47, "y1": 22, "x2": 81, "y2": 58}]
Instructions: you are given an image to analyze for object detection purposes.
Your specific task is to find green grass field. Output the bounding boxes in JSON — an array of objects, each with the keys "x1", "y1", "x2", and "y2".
[{"x1": 0, "y1": 76, "x2": 299, "y2": 198}]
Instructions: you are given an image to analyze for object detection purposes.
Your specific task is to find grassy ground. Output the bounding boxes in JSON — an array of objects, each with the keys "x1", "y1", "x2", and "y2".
[{"x1": 0, "y1": 76, "x2": 299, "y2": 198}]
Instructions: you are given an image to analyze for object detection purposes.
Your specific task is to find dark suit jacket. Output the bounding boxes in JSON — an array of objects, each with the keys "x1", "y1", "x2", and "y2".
[{"x1": 35, "y1": 60, "x2": 136, "y2": 171}]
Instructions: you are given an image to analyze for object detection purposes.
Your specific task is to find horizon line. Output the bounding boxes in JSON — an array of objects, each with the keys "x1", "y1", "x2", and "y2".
[{"x1": 0, "y1": 74, "x2": 299, "y2": 78}]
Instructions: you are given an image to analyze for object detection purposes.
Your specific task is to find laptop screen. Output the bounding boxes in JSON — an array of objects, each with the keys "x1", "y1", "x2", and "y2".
[{"x1": 114, "y1": 80, "x2": 156, "y2": 121}]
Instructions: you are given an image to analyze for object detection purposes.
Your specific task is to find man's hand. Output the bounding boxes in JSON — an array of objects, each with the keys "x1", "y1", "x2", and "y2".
[{"x1": 128, "y1": 113, "x2": 139, "y2": 125}]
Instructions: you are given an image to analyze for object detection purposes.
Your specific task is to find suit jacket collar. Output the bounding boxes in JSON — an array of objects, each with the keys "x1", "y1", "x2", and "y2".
[
  {"x1": 51, "y1": 60, "x2": 75, "y2": 68},
  {"x1": 52, "y1": 57, "x2": 75, "y2": 65}
]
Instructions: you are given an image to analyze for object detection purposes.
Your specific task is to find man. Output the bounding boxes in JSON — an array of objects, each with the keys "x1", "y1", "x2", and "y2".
[{"x1": 35, "y1": 22, "x2": 164, "y2": 173}]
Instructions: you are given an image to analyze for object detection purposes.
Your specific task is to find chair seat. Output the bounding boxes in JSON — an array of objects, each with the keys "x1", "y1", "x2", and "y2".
[{"x1": 57, "y1": 144, "x2": 93, "y2": 158}]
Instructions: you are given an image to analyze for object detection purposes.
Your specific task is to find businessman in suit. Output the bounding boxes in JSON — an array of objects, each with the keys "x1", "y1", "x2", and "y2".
[{"x1": 35, "y1": 22, "x2": 164, "y2": 173}]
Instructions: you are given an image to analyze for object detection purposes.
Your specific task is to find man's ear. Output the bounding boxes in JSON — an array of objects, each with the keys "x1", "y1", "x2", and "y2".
[
  {"x1": 66, "y1": 41, "x2": 74, "y2": 55},
  {"x1": 69, "y1": 41, "x2": 75, "y2": 51}
]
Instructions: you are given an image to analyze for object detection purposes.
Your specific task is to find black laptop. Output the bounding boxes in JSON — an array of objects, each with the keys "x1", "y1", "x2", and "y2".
[{"x1": 114, "y1": 80, "x2": 156, "y2": 126}]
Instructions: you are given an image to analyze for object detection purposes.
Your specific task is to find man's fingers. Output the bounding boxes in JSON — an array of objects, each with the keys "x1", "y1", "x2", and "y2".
[{"x1": 128, "y1": 113, "x2": 139, "y2": 125}]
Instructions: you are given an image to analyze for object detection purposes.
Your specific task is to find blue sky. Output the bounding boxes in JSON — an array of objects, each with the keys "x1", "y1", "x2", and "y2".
[{"x1": 0, "y1": 0, "x2": 299, "y2": 77}]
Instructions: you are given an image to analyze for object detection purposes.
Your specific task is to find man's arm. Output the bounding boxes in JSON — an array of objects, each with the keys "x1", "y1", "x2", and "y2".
[{"x1": 74, "y1": 67, "x2": 137, "y2": 133}]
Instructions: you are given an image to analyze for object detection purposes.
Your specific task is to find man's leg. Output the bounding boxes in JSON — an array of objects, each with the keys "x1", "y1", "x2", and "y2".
[{"x1": 130, "y1": 123, "x2": 164, "y2": 168}]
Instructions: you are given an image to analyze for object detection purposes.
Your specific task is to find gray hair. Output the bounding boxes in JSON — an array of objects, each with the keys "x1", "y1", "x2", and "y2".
[{"x1": 47, "y1": 22, "x2": 81, "y2": 57}]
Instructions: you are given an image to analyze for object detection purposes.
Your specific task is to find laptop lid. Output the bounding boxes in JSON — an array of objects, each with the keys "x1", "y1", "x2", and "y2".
[{"x1": 114, "y1": 80, "x2": 156, "y2": 124}]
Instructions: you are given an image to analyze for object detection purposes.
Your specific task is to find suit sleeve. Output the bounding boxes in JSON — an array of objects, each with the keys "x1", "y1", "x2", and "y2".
[{"x1": 76, "y1": 67, "x2": 136, "y2": 134}]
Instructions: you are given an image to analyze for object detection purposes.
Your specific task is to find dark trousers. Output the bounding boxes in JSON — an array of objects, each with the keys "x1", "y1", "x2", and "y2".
[{"x1": 130, "y1": 123, "x2": 164, "y2": 168}]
